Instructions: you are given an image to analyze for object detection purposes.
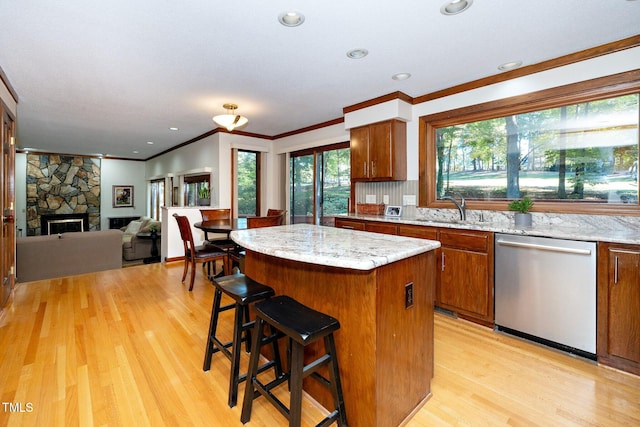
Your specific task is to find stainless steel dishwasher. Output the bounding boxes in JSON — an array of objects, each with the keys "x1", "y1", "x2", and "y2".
[{"x1": 494, "y1": 233, "x2": 597, "y2": 358}]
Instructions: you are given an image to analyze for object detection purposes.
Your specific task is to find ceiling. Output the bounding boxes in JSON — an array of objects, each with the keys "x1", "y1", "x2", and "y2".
[{"x1": 1, "y1": 0, "x2": 638, "y2": 160}]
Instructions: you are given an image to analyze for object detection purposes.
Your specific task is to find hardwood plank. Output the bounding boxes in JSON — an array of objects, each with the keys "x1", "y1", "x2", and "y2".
[{"x1": 0, "y1": 263, "x2": 638, "y2": 426}]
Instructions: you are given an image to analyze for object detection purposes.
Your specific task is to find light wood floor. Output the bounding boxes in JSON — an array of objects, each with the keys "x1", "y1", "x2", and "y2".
[{"x1": 1, "y1": 262, "x2": 639, "y2": 426}]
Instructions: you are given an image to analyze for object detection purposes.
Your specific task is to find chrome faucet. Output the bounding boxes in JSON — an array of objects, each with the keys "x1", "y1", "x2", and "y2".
[{"x1": 441, "y1": 195, "x2": 466, "y2": 221}]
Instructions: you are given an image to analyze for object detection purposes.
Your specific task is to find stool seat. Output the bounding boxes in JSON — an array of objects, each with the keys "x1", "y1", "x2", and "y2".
[
  {"x1": 214, "y1": 273, "x2": 275, "y2": 305},
  {"x1": 203, "y1": 273, "x2": 282, "y2": 408},
  {"x1": 241, "y1": 295, "x2": 347, "y2": 427},
  {"x1": 254, "y1": 296, "x2": 340, "y2": 345}
]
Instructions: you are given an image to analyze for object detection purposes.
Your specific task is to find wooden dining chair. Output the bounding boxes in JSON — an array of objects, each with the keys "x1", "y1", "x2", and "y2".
[
  {"x1": 173, "y1": 214, "x2": 230, "y2": 291},
  {"x1": 246, "y1": 213, "x2": 285, "y2": 228},
  {"x1": 266, "y1": 209, "x2": 284, "y2": 217},
  {"x1": 230, "y1": 213, "x2": 285, "y2": 272},
  {"x1": 200, "y1": 209, "x2": 238, "y2": 274}
]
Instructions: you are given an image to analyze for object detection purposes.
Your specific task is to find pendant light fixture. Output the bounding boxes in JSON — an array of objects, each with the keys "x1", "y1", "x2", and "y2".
[{"x1": 213, "y1": 103, "x2": 248, "y2": 131}]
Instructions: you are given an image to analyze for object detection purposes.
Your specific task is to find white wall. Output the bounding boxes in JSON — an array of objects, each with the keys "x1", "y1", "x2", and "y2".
[{"x1": 100, "y1": 158, "x2": 148, "y2": 229}]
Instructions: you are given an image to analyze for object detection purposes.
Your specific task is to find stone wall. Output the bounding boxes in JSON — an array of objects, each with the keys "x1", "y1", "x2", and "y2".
[{"x1": 26, "y1": 154, "x2": 101, "y2": 236}]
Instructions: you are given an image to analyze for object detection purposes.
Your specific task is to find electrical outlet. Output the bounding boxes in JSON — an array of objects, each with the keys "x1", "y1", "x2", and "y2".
[
  {"x1": 403, "y1": 195, "x2": 416, "y2": 206},
  {"x1": 383, "y1": 195, "x2": 389, "y2": 204},
  {"x1": 405, "y1": 282, "x2": 414, "y2": 308}
]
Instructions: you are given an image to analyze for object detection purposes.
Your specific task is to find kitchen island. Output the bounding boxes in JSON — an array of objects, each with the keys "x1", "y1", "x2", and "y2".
[{"x1": 231, "y1": 223, "x2": 440, "y2": 427}]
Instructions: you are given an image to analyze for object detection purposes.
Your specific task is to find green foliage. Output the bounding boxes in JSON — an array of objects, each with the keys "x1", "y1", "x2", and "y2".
[
  {"x1": 198, "y1": 184, "x2": 209, "y2": 199},
  {"x1": 508, "y1": 196, "x2": 534, "y2": 213}
]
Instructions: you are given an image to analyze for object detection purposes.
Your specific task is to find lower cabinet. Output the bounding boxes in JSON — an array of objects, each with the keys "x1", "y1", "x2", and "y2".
[
  {"x1": 435, "y1": 229, "x2": 494, "y2": 326},
  {"x1": 336, "y1": 219, "x2": 494, "y2": 325},
  {"x1": 597, "y1": 242, "x2": 640, "y2": 375}
]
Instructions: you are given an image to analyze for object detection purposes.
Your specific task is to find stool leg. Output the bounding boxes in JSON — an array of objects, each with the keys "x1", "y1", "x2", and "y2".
[
  {"x1": 325, "y1": 335, "x2": 348, "y2": 427},
  {"x1": 288, "y1": 342, "x2": 304, "y2": 427},
  {"x1": 228, "y1": 302, "x2": 244, "y2": 408},
  {"x1": 243, "y1": 305, "x2": 252, "y2": 353},
  {"x1": 241, "y1": 317, "x2": 265, "y2": 424},
  {"x1": 203, "y1": 288, "x2": 223, "y2": 371}
]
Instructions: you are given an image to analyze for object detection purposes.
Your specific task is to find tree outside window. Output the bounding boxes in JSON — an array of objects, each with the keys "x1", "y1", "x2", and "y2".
[{"x1": 433, "y1": 93, "x2": 638, "y2": 205}]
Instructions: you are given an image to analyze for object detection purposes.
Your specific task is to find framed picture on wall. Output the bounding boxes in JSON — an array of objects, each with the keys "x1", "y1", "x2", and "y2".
[{"x1": 113, "y1": 185, "x2": 134, "y2": 208}]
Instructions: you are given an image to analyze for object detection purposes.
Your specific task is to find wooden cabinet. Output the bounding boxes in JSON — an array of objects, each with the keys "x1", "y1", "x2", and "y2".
[
  {"x1": 397, "y1": 225, "x2": 494, "y2": 325},
  {"x1": 334, "y1": 218, "x2": 366, "y2": 231},
  {"x1": 438, "y1": 229, "x2": 494, "y2": 325},
  {"x1": 350, "y1": 120, "x2": 406, "y2": 181},
  {"x1": 597, "y1": 242, "x2": 640, "y2": 375},
  {"x1": 335, "y1": 217, "x2": 398, "y2": 235},
  {"x1": 337, "y1": 218, "x2": 495, "y2": 325}
]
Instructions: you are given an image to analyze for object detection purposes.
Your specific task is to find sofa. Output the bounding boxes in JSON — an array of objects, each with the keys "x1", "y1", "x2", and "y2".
[
  {"x1": 121, "y1": 217, "x2": 162, "y2": 261},
  {"x1": 16, "y1": 229, "x2": 123, "y2": 282}
]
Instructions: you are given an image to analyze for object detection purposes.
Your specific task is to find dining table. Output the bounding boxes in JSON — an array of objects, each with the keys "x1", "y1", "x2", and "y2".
[{"x1": 193, "y1": 217, "x2": 248, "y2": 238}]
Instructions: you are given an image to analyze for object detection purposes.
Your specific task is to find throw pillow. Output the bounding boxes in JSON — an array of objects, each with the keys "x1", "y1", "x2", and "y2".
[{"x1": 124, "y1": 220, "x2": 144, "y2": 235}]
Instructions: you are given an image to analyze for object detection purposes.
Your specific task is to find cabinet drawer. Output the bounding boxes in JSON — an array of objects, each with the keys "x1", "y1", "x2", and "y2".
[
  {"x1": 366, "y1": 222, "x2": 398, "y2": 235},
  {"x1": 439, "y1": 229, "x2": 490, "y2": 252},
  {"x1": 335, "y1": 219, "x2": 366, "y2": 231},
  {"x1": 398, "y1": 224, "x2": 438, "y2": 240}
]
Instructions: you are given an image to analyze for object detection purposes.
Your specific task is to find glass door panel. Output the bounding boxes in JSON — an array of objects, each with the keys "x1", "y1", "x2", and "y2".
[{"x1": 290, "y1": 154, "x2": 315, "y2": 224}]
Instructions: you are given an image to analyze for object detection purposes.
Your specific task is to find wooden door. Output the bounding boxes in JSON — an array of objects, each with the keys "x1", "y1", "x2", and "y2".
[
  {"x1": 606, "y1": 248, "x2": 640, "y2": 363},
  {"x1": 350, "y1": 126, "x2": 369, "y2": 179},
  {"x1": 368, "y1": 121, "x2": 392, "y2": 179},
  {"x1": 1, "y1": 108, "x2": 15, "y2": 308}
]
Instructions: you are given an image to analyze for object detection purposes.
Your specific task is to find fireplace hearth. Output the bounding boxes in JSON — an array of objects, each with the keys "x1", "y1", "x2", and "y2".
[{"x1": 41, "y1": 213, "x2": 90, "y2": 235}]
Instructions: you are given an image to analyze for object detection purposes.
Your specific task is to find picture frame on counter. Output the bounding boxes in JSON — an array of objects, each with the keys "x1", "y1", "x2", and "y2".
[{"x1": 385, "y1": 205, "x2": 402, "y2": 217}]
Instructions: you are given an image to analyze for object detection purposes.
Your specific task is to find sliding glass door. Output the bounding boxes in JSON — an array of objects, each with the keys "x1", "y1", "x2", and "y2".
[{"x1": 290, "y1": 142, "x2": 350, "y2": 226}]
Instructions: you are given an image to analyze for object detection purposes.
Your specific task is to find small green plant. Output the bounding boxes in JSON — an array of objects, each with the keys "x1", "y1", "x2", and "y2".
[
  {"x1": 508, "y1": 196, "x2": 534, "y2": 213},
  {"x1": 149, "y1": 224, "x2": 158, "y2": 233},
  {"x1": 198, "y1": 184, "x2": 210, "y2": 199}
]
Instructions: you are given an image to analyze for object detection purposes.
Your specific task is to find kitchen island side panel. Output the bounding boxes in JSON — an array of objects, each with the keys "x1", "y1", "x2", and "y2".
[{"x1": 244, "y1": 250, "x2": 434, "y2": 427}]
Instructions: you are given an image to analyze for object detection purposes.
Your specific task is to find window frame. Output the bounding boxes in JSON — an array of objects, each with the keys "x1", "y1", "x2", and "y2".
[{"x1": 419, "y1": 70, "x2": 640, "y2": 216}]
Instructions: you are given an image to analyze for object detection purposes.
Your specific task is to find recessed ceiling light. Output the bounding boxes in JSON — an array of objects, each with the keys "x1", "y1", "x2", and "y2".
[
  {"x1": 392, "y1": 73, "x2": 412, "y2": 81},
  {"x1": 147, "y1": 141, "x2": 154, "y2": 145},
  {"x1": 440, "y1": 0, "x2": 473, "y2": 15},
  {"x1": 169, "y1": 127, "x2": 179, "y2": 131},
  {"x1": 133, "y1": 150, "x2": 139, "y2": 154},
  {"x1": 498, "y1": 60, "x2": 523, "y2": 71},
  {"x1": 278, "y1": 11, "x2": 305, "y2": 27},
  {"x1": 346, "y1": 48, "x2": 369, "y2": 59}
]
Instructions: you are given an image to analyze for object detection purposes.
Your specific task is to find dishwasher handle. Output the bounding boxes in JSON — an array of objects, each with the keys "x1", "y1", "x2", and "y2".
[{"x1": 495, "y1": 239, "x2": 592, "y2": 255}]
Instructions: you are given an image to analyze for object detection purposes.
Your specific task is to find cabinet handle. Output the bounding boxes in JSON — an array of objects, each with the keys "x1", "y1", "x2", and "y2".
[
  {"x1": 342, "y1": 225, "x2": 354, "y2": 230},
  {"x1": 441, "y1": 252, "x2": 445, "y2": 272},
  {"x1": 371, "y1": 161, "x2": 375, "y2": 176},
  {"x1": 363, "y1": 161, "x2": 367, "y2": 176},
  {"x1": 614, "y1": 256, "x2": 619, "y2": 284}
]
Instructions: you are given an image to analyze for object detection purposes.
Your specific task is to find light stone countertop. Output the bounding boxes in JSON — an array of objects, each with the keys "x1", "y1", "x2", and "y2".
[
  {"x1": 230, "y1": 223, "x2": 440, "y2": 271},
  {"x1": 339, "y1": 213, "x2": 640, "y2": 245}
]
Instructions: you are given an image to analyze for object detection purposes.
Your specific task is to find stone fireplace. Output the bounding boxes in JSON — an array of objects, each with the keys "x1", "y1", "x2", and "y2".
[{"x1": 26, "y1": 154, "x2": 101, "y2": 236}]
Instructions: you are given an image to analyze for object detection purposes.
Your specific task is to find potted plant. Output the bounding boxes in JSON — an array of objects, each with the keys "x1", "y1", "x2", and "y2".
[
  {"x1": 198, "y1": 184, "x2": 210, "y2": 206},
  {"x1": 149, "y1": 224, "x2": 158, "y2": 237},
  {"x1": 508, "y1": 196, "x2": 534, "y2": 227}
]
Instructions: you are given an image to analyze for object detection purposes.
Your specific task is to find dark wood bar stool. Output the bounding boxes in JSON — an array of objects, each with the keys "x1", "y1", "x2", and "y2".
[
  {"x1": 203, "y1": 273, "x2": 284, "y2": 407},
  {"x1": 240, "y1": 295, "x2": 347, "y2": 427}
]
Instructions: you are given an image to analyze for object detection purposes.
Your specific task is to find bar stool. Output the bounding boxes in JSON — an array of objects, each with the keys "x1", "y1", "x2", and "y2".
[
  {"x1": 240, "y1": 295, "x2": 347, "y2": 427},
  {"x1": 203, "y1": 273, "x2": 284, "y2": 408}
]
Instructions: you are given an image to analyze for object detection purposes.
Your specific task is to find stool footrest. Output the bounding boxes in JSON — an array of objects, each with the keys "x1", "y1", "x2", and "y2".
[
  {"x1": 301, "y1": 353, "x2": 331, "y2": 379},
  {"x1": 253, "y1": 377, "x2": 291, "y2": 419}
]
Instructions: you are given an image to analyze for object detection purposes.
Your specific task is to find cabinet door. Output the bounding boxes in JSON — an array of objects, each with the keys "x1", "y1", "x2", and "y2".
[
  {"x1": 350, "y1": 126, "x2": 369, "y2": 179},
  {"x1": 368, "y1": 121, "x2": 392, "y2": 179},
  {"x1": 439, "y1": 247, "x2": 491, "y2": 320},
  {"x1": 606, "y1": 248, "x2": 640, "y2": 363}
]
